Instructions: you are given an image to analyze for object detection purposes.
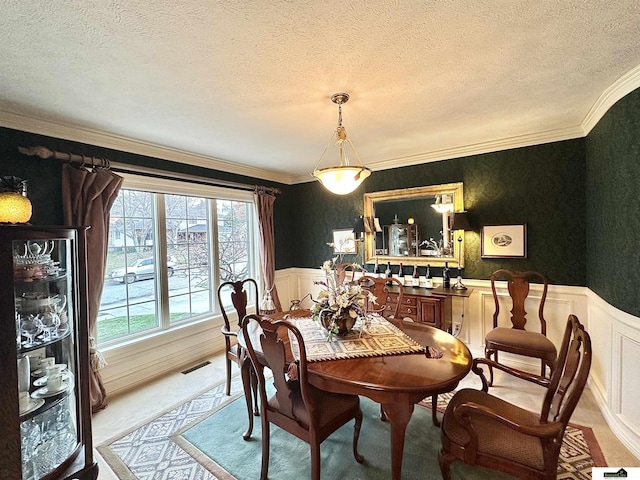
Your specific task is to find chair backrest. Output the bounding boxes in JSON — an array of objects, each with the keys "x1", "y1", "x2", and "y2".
[
  {"x1": 335, "y1": 262, "x2": 357, "y2": 284},
  {"x1": 541, "y1": 314, "x2": 591, "y2": 427},
  {"x1": 490, "y1": 269, "x2": 549, "y2": 333},
  {"x1": 357, "y1": 275, "x2": 404, "y2": 319},
  {"x1": 241, "y1": 313, "x2": 314, "y2": 422},
  {"x1": 218, "y1": 278, "x2": 259, "y2": 330}
]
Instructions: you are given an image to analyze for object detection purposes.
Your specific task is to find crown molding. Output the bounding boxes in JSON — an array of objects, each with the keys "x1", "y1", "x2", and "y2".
[
  {"x1": 0, "y1": 111, "x2": 295, "y2": 184},
  {"x1": 367, "y1": 126, "x2": 586, "y2": 172},
  {"x1": 5, "y1": 63, "x2": 640, "y2": 188},
  {"x1": 290, "y1": 125, "x2": 586, "y2": 184},
  {"x1": 581, "y1": 64, "x2": 640, "y2": 135}
]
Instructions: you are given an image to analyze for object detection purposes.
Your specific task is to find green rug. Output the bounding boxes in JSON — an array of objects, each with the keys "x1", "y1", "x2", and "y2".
[{"x1": 174, "y1": 392, "x2": 600, "y2": 480}]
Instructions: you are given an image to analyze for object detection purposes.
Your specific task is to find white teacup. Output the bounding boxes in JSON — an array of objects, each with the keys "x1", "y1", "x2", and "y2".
[
  {"x1": 27, "y1": 354, "x2": 42, "y2": 371},
  {"x1": 45, "y1": 364, "x2": 63, "y2": 377},
  {"x1": 46, "y1": 373, "x2": 63, "y2": 392},
  {"x1": 18, "y1": 391, "x2": 30, "y2": 411},
  {"x1": 40, "y1": 357, "x2": 56, "y2": 370}
]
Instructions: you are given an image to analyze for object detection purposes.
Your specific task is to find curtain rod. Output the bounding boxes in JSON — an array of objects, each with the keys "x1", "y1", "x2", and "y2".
[{"x1": 18, "y1": 146, "x2": 281, "y2": 195}]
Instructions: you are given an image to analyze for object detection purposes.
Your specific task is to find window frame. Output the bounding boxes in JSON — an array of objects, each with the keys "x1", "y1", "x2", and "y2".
[{"x1": 98, "y1": 172, "x2": 260, "y2": 347}]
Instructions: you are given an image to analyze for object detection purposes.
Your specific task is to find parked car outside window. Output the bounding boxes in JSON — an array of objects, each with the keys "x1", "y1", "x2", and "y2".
[{"x1": 109, "y1": 256, "x2": 176, "y2": 283}]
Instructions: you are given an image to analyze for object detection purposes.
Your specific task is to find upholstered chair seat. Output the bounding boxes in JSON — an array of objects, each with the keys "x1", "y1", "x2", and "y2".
[
  {"x1": 485, "y1": 327, "x2": 557, "y2": 361},
  {"x1": 442, "y1": 388, "x2": 547, "y2": 471}
]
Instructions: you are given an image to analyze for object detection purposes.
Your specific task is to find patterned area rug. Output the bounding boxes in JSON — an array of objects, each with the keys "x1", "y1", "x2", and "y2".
[{"x1": 98, "y1": 377, "x2": 606, "y2": 480}]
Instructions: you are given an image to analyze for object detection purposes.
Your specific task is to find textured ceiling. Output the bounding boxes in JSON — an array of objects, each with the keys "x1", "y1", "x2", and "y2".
[{"x1": 2, "y1": 1, "x2": 640, "y2": 184}]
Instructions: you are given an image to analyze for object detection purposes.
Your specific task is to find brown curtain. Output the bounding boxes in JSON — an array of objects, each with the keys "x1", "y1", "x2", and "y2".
[
  {"x1": 61, "y1": 164, "x2": 123, "y2": 413},
  {"x1": 253, "y1": 188, "x2": 282, "y2": 311}
]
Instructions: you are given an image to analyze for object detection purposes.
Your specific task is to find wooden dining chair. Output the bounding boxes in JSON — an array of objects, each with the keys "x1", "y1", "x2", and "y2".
[
  {"x1": 484, "y1": 269, "x2": 556, "y2": 388},
  {"x1": 241, "y1": 313, "x2": 364, "y2": 480},
  {"x1": 357, "y1": 275, "x2": 404, "y2": 320},
  {"x1": 218, "y1": 279, "x2": 260, "y2": 438},
  {"x1": 439, "y1": 314, "x2": 591, "y2": 480}
]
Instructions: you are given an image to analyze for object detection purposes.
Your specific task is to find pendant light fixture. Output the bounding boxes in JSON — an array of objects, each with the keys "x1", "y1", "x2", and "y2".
[{"x1": 312, "y1": 93, "x2": 371, "y2": 195}]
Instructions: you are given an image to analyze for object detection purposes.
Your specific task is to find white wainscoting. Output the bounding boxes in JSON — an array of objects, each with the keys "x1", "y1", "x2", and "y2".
[{"x1": 98, "y1": 267, "x2": 640, "y2": 460}]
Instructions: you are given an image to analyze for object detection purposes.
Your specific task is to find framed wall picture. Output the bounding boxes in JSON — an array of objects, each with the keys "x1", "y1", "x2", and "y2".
[
  {"x1": 332, "y1": 229, "x2": 357, "y2": 254},
  {"x1": 481, "y1": 224, "x2": 527, "y2": 258}
]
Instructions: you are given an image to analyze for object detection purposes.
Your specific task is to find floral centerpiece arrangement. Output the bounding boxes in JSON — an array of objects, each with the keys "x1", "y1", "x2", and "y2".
[{"x1": 311, "y1": 256, "x2": 376, "y2": 338}]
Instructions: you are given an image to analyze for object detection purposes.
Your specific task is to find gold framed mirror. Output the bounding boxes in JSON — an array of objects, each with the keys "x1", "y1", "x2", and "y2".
[{"x1": 363, "y1": 182, "x2": 464, "y2": 268}]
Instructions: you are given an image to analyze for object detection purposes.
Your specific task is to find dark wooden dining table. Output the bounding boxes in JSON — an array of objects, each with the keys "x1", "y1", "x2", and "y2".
[{"x1": 240, "y1": 310, "x2": 472, "y2": 480}]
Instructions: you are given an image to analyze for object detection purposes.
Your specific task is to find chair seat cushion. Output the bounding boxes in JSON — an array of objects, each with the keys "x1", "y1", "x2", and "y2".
[
  {"x1": 486, "y1": 327, "x2": 557, "y2": 359},
  {"x1": 442, "y1": 388, "x2": 547, "y2": 470},
  {"x1": 268, "y1": 382, "x2": 360, "y2": 429}
]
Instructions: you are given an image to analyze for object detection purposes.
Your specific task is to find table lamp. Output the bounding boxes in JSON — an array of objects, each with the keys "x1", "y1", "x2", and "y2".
[{"x1": 451, "y1": 211, "x2": 471, "y2": 290}]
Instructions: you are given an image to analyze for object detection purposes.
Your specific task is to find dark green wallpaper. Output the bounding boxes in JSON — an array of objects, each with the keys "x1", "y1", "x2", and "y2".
[
  {"x1": 0, "y1": 127, "x2": 294, "y2": 267},
  {"x1": 290, "y1": 140, "x2": 587, "y2": 286},
  {"x1": 586, "y1": 88, "x2": 640, "y2": 316}
]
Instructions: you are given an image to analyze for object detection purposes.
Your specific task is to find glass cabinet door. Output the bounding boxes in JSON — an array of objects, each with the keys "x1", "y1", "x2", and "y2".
[
  {"x1": 14, "y1": 237, "x2": 80, "y2": 479},
  {"x1": 389, "y1": 224, "x2": 419, "y2": 257}
]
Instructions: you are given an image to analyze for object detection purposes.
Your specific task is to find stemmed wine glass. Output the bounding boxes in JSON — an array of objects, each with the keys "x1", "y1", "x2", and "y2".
[
  {"x1": 19, "y1": 314, "x2": 42, "y2": 347},
  {"x1": 40, "y1": 309, "x2": 61, "y2": 341}
]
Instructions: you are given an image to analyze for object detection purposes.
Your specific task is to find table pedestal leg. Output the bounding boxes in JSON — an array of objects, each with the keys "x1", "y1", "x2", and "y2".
[{"x1": 381, "y1": 402, "x2": 415, "y2": 480}]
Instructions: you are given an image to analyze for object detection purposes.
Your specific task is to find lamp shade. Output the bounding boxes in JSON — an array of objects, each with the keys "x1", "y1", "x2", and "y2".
[
  {"x1": 0, "y1": 176, "x2": 32, "y2": 224},
  {"x1": 353, "y1": 216, "x2": 366, "y2": 235},
  {"x1": 431, "y1": 194, "x2": 454, "y2": 213},
  {"x1": 451, "y1": 211, "x2": 471, "y2": 231},
  {"x1": 0, "y1": 192, "x2": 32, "y2": 223},
  {"x1": 313, "y1": 166, "x2": 371, "y2": 195}
]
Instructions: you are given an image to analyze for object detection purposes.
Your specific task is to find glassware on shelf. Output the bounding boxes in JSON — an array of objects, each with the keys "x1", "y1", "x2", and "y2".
[
  {"x1": 19, "y1": 314, "x2": 42, "y2": 347},
  {"x1": 20, "y1": 419, "x2": 41, "y2": 480},
  {"x1": 39, "y1": 310, "x2": 61, "y2": 341},
  {"x1": 17, "y1": 354, "x2": 29, "y2": 392},
  {"x1": 13, "y1": 240, "x2": 60, "y2": 281}
]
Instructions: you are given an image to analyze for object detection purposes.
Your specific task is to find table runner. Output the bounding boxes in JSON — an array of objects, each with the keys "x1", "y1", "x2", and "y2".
[{"x1": 287, "y1": 315, "x2": 425, "y2": 362}]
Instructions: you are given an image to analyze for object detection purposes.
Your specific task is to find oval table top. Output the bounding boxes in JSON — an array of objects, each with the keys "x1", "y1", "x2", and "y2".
[{"x1": 304, "y1": 319, "x2": 472, "y2": 404}]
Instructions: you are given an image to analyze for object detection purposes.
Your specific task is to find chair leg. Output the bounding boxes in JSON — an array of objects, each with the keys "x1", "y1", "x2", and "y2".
[
  {"x1": 250, "y1": 366, "x2": 260, "y2": 416},
  {"x1": 379, "y1": 404, "x2": 387, "y2": 421},
  {"x1": 484, "y1": 349, "x2": 496, "y2": 387},
  {"x1": 353, "y1": 409, "x2": 364, "y2": 463},
  {"x1": 310, "y1": 441, "x2": 321, "y2": 480},
  {"x1": 240, "y1": 357, "x2": 254, "y2": 440},
  {"x1": 438, "y1": 448, "x2": 454, "y2": 480},
  {"x1": 260, "y1": 418, "x2": 270, "y2": 480},
  {"x1": 224, "y1": 357, "x2": 232, "y2": 396},
  {"x1": 431, "y1": 395, "x2": 440, "y2": 427}
]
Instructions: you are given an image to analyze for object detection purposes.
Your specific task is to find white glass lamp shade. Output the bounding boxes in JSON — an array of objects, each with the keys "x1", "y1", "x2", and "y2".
[
  {"x1": 312, "y1": 166, "x2": 371, "y2": 195},
  {"x1": 431, "y1": 194, "x2": 454, "y2": 213}
]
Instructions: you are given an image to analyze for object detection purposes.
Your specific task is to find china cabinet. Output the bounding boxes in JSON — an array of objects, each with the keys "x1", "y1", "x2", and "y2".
[{"x1": 0, "y1": 226, "x2": 97, "y2": 480}]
